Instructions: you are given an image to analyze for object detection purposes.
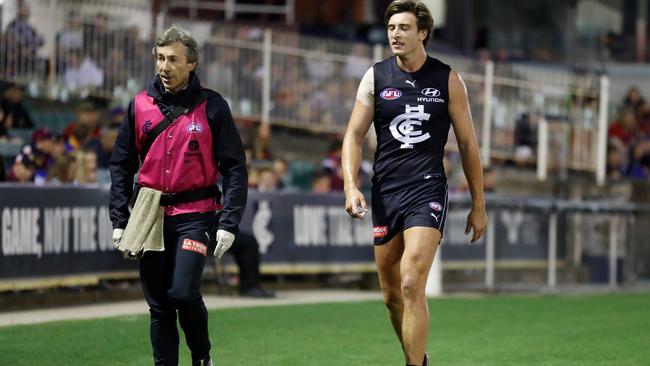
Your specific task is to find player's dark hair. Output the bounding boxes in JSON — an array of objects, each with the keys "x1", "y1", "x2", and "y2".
[{"x1": 384, "y1": 0, "x2": 434, "y2": 47}]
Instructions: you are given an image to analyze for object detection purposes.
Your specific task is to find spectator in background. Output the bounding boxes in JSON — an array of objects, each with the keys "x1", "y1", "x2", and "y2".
[
  {"x1": 321, "y1": 139, "x2": 344, "y2": 190},
  {"x1": 63, "y1": 54, "x2": 104, "y2": 92},
  {"x1": 5, "y1": 0, "x2": 44, "y2": 74},
  {"x1": 608, "y1": 107, "x2": 638, "y2": 148},
  {"x1": 640, "y1": 154, "x2": 650, "y2": 179},
  {"x1": 1, "y1": 82, "x2": 34, "y2": 130},
  {"x1": 607, "y1": 142, "x2": 626, "y2": 181},
  {"x1": 305, "y1": 44, "x2": 335, "y2": 85},
  {"x1": 104, "y1": 46, "x2": 128, "y2": 90},
  {"x1": 635, "y1": 101, "x2": 650, "y2": 138},
  {"x1": 247, "y1": 166, "x2": 260, "y2": 189},
  {"x1": 67, "y1": 122, "x2": 96, "y2": 152},
  {"x1": 273, "y1": 158, "x2": 289, "y2": 189},
  {"x1": 44, "y1": 133, "x2": 67, "y2": 162},
  {"x1": 229, "y1": 232, "x2": 275, "y2": 298},
  {"x1": 75, "y1": 149, "x2": 98, "y2": 184},
  {"x1": 205, "y1": 47, "x2": 237, "y2": 96},
  {"x1": 343, "y1": 43, "x2": 372, "y2": 80},
  {"x1": 47, "y1": 153, "x2": 77, "y2": 184},
  {"x1": 7, "y1": 152, "x2": 35, "y2": 183},
  {"x1": 95, "y1": 108, "x2": 123, "y2": 168},
  {"x1": 84, "y1": 12, "x2": 113, "y2": 67},
  {"x1": 56, "y1": 9, "x2": 84, "y2": 74},
  {"x1": 58, "y1": 10, "x2": 84, "y2": 51},
  {"x1": 28, "y1": 128, "x2": 57, "y2": 184},
  {"x1": 622, "y1": 86, "x2": 645, "y2": 112},
  {"x1": 514, "y1": 112, "x2": 536, "y2": 151},
  {"x1": 256, "y1": 167, "x2": 279, "y2": 192},
  {"x1": 243, "y1": 144, "x2": 254, "y2": 165},
  {"x1": 109, "y1": 105, "x2": 125, "y2": 126},
  {"x1": 311, "y1": 170, "x2": 331, "y2": 193},
  {"x1": 30, "y1": 128, "x2": 67, "y2": 169},
  {"x1": 483, "y1": 167, "x2": 496, "y2": 192},
  {"x1": 253, "y1": 124, "x2": 273, "y2": 161},
  {"x1": 64, "y1": 102, "x2": 101, "y2": 141},
  {"x1": 626, "y1": 137, "x2": 650, "y2": 179}
]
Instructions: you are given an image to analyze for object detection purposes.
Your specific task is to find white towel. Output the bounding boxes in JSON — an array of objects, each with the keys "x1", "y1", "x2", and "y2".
[{"x1": 117, "y1": 187, "x2": 165, "y2": 256}]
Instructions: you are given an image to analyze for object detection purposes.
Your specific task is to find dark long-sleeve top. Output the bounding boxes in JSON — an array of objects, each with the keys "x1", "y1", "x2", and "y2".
[{"x1": 109, "y1": 72, "x2": 248, "y2": 233}]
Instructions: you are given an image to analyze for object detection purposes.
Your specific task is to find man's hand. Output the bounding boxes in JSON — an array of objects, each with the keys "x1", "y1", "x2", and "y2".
[
  {"x1": 344, "y1": 188, "x2": 368, "y2": 219},
  {"x1": 214, "y1": 229, "x2": 235, "y2": 258},
  {"x1": 113, "y1": 228, "x2": 136, "y2": 259},
  {"x1": 465, "y1": 207, "x2": 488, "y2": 243},
  {"x1": 112, "y1": 228, "x2": 124, "y2": 248}
]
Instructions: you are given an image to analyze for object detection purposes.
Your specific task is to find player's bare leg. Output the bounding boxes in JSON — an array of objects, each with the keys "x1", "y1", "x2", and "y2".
[
  {"x1": 374, "y1": 233, "x2": 406, "y2": 346},
  {"x1": 400, "y1": 227, "x2": 440, "y2": 365}
]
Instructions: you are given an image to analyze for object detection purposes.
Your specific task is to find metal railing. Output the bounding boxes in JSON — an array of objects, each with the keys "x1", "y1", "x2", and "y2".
[
  {"x1": 446, "y1": 194, "x2": 650, "y2": 291},
  {"x1": 168, "y1": 0, "x2": 295, "y2": 24},
  {"x1": 2, "y1": 17, "x2": 610, "y2": 184},
  {"x1": 200, "y1": 26, "x2": 608, "y2": 184}
]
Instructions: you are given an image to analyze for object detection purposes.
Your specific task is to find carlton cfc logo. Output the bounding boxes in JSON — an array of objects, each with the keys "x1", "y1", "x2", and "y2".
[
  {"x1": 389, "y1": 104, "x2": 431, "y2": 149},
  {"x1": 142, "y1": 120, "x2": 152, "y2": 133},
  {"x1": 380, "y1": 88, "x2": 402, "y2": 100}
]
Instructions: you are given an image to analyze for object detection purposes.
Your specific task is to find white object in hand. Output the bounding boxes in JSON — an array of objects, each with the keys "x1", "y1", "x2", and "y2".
[
  {"x1": 112, "y1": 228, "x2": 124, "y2": 247},
  {"x1": 356, "y1": 205, "x2": 368, "y2": 219},
  {"x1": 214, "y1": 229, "x2": 235, "y2": 258}
]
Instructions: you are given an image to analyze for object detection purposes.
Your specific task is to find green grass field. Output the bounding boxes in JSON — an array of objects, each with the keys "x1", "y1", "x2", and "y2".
[{"x1": 1, "y1": 293, "x2": 649, "y2": 365}]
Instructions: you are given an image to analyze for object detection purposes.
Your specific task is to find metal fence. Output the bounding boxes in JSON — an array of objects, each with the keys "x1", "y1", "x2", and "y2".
[
  {"x1": 2, "y1": 16, "x2": 610, "y2": 183},
  {"x1": 467, "y1": 196, "x2": 650, "y2": 291},
  {"x1": 0, "y1": 2, "x2": 154, "y2": 105},
  {"x1": 199, "y1": 26, "x2": 608, "y2": 183}
]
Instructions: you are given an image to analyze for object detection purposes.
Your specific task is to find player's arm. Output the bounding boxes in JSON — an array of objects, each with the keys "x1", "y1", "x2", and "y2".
[
  {"x1": 342, "y1": 68, "x2": 375, "y2": 219},
  {"x1": 448, "y1": 70, "x2": 487, "y2": 242}
]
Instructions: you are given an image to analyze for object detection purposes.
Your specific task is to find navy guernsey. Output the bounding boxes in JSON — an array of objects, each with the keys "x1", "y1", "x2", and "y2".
[{"x1": 372, "y1": 56, "x2": 451, "y2": 194}]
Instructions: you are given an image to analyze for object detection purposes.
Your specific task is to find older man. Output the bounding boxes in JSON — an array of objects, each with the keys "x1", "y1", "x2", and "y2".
[{"x1": 109, "y1": 25, "x2": 247, "y2": 366}]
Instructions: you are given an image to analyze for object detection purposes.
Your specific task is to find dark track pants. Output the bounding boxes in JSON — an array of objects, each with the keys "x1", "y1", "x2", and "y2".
[
  {"x1": 231, "y1": 232, "x2": 262, "y2": 292},
  {"x1": 139, "y1": 212, "x2": 215, "y2": 366}
]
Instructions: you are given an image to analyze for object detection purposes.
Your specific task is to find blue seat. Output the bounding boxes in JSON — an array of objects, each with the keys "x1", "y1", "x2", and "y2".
[
  {"x1": 0, "y1": 141, "x2": 22, "y2": 157},
  {"x1": 288, "y1": 161, "x2": 317, "y2": 190}
]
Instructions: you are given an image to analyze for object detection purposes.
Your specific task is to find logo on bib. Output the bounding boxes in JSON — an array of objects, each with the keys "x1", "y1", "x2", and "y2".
[
  {"x1": 380, "y1": 88, "x2": 402, "y2": 101},
  {"x1": 389, "y1": 105, "x2": 431, "y2": 149},
  {"x1": 187, "y1": 122, "x2": 203, "y2": 133},
  {"x1": 188, "y1": 140, "x2": 199, "y2": 151},
  {"x1": 142, "y1": 120, "x2": 152, "y2": 133}
]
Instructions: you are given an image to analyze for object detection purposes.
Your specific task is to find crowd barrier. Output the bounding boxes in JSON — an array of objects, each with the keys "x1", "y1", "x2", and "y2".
[{"x1": 2, "y1": 185, "x2": 649, "y2": 291}]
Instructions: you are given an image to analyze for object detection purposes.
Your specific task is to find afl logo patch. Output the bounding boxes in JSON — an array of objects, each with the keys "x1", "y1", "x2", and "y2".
[
  {"x1": 380, "y1": 88, "x2": 402, "y2": 100},
  {"x1": 187, "y1": 122, "x2": 203, "y2": 133},
  {"x1": 429, "y1": 202, "x2": 443, "y2": 211},
  {"x1": 421, "y1": 88, "x2": 441, "y2": 97}
]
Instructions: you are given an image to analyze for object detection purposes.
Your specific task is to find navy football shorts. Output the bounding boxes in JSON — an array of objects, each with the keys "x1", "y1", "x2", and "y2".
[{"x1": 371, "y1": 174, "x2": 449, "y2": 245}]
